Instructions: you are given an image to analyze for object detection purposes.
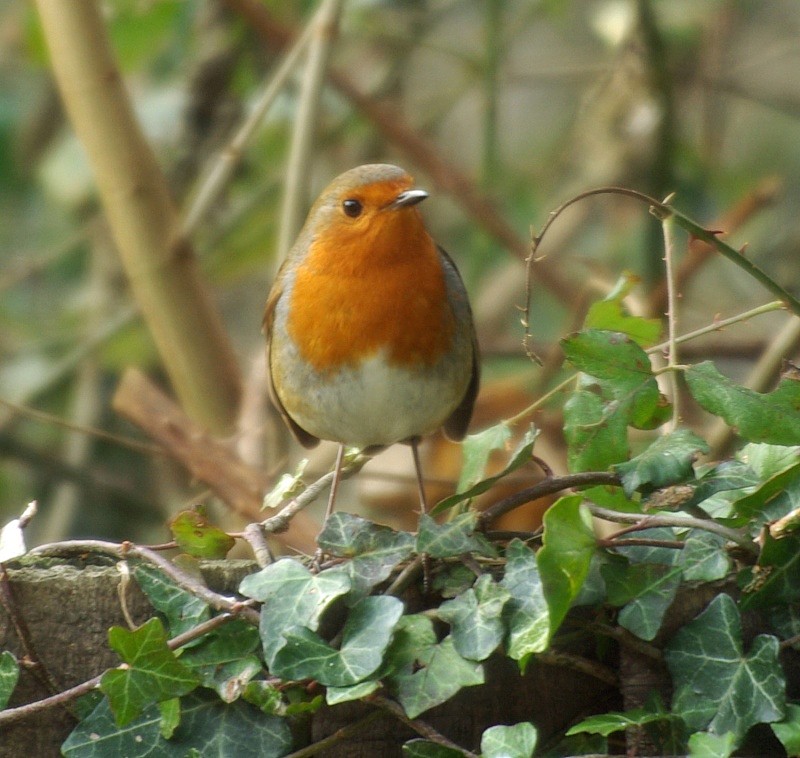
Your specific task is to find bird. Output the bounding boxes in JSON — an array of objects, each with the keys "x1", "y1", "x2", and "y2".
[{"x1": 264, "y1": 163, "x2": 479, "y2": 532}]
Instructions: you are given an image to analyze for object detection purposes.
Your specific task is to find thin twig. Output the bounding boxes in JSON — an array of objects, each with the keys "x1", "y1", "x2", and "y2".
[
  {"x1": 369, "y1": 694, "x2": 479, "y2": 757},
  {"x1": 30, "y1": 540, "x2": 260, "y2": 624},
  {"x1": 0, "y1": 610, "x2": 243, "y2": 727},
  {"x1": 537, "y1": 648, "x2": 618, "y2": 687},
  {"x1": 478, "y1": 472, "x2": 621, "y2": 527},
  {"x1": 277, "y1": 0, "x2": 344, "y2": 259},
  {"x1": 180, "y1": 13, "x2": 317, "y2": 237},
  {"x1": 282, "y1": 709, "x2": 386, "y2": 758},
  {"x1": 588, "y1": 505, "x2": 758, "y2": 556},
  {"x1": 261, "y1": 454, "x2": 367, "y2": 535}
]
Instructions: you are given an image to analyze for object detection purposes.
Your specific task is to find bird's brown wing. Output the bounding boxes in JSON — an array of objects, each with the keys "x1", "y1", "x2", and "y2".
[
  {"x1": 262, "y1": 275, "x2": 320, "y2": 449},
  {"x1": 437, "y1": 245, "x2": 480, "y2": 441}
]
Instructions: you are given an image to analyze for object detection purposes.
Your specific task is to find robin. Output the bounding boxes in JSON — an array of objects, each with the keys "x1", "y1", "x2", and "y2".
[{"x1": 264, "y1": 163, "x2": 479, "y2": 528}]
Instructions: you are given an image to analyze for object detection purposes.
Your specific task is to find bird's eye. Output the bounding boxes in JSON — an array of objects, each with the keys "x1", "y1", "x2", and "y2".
[{"x1": 342, "y1": 198, "x2": 363, "y2": 218}]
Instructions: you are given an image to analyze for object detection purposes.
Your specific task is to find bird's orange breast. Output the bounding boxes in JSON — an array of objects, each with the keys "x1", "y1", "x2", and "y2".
[{"x1": 286, "y1": 213, "x2": 455, "y2": 372}]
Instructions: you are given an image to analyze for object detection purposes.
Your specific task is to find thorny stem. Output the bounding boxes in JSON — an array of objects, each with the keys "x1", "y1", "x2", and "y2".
[{"x1": 524, "y1": 186, "x2": 800, "y2": 361}]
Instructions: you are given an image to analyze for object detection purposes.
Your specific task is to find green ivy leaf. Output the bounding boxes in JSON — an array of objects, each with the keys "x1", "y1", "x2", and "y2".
[
  {"x1": 665, "y1": 594, "x2": 785, "y2": 739},
  {"x1": 732, "y1": 459, "x2": 800, "y2": 523},
  {"x1": 739, "y1": 443, "x2": 800, "y2": 479},
  {"x1": 685, "y1": 362, "x2": 800, "y2": 445},
  {"x1": 585, "y1": 296, "x2": 661, "y2": 349},
  {"x1": 239, "y1": 558, "x2": 351, "y2": 665},
  {"x1": 402, "y1": 739, "x2": 468, "y2": 757},
  {"x1": 613, "y1": 430, "x2": 709, "y2": 498},
  {"x1": 384, "y1": 614, "x2": 438, "y2": 674},
  {"x1": 771, "y1": 703, "x2": 800, "y2": 757},
  {"x1": 270, "y1": 595, "x2": 403, "y2": 687},
  {"x1": 416, "y1": 513, "x2": 496, "y2": 558},
  {"x1": 501, "y1": 540, "x2": 550, "y2": 664},
  {"x1": 241, "y1": 681, "x2": 284, "y2": 715},
  {"x1": 687, "y1": 730, "x2": 737, "y2": 758},
  {"x1": 454, "y1": 422, "x2": 512, "y2": 495},
  {"x1": 437, "y1": 574, "x2": 511, "y2": 661},
  {"x1": 390, "y1": 635, "x2": 484, "y2": 719},
  {"x1": 740, "y1": 532, "x2": 800, "y2": 610},
  {"x1": 100, "y1": 618, "x2": 200, "y2": 726},
  {"x1": 134, "y1": 564, "x2": 211, "y2": 639},
  {"x1": 563, "y1": 386, "x2": 630, "y2": 473},
  {"x1": 62, "y1": 691, "x2": 292, "y2": 757},
  {"x1": 318, "y1": 512, "x2": 414, "y2": 593},
  {"x1": 168, "y1": 508, "x2": 235, "y2": 559},
  {"x1": 537, "y1": 496, "x2": 596, "y2": 636},
  {"x1": 567, "y1": 705, "x2": 675, "y2": 736},
  {"x1": 603, "y1": 561, "x2": 682, "y2": 641},
  {"x1": 682, "y1": 460, "x2": 758, "y2": 513},
  {"x1": 432, "y1": 426, "x2": 538, "y2": 514},
  {"x1": 679, "y1": 531, "x2": 731, "y2": 582},
  {"x1": 480, "y1": 722, "x2": 537, "y2": 758},
  {"x1": 0, "y1": 650, "x2": 19, "y2": 710},
  {"x1": 325, "y1": 679, "x2": 381, "y2": 705},
  {"x1": 179, "y1": 620, "x2": 262, "y2": 702},
  {"x1": 158, "y1": 698, "x2": 180, "y2": 740}
]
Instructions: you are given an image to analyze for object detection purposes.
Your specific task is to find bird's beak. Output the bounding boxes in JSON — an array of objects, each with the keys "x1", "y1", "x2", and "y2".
[{"x1": 386, "y1": 189, "x2": 428, "y2": 210}]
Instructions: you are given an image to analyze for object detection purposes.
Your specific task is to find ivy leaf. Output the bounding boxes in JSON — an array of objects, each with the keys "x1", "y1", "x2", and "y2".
[
  {"x1": 325, "y1": 680, "x2": 381, "y2": 705},
  {"x1": 679, "y1": 531, "x2": 731, "y2": 582},
  {"x1": 168, "y1": 508, "x2": 235, "y2": 559},
  {"x1": 100, "y1": 618, "x2": 199, "y2": 726},
  {"x1": 178, "y1": 620, "x2": 261, "y2": 702},
  {"x1": 585, "y1": 281, "x2": 662, "y2": 347},
  {"x1": 563, "y1": 387, "x2": 630, "y2": 473},
  {"x1": 771, "y1": 703, "x2": 800, "y2": 757},
  {"x1": 567, "y1": 706, "x2": 676, "y2": 736},
  {"x1": 454, "y1": 422, "x2": 512, "y2": 495},
  {"x1": 390, "y1": 635, "x2": 484, "y2": 719},
  {"x1": 740, "y1": 532, "x2": 800, "y2": 610},
  {"x1": 402, "y1": 739, "x2": 468, "y2": 757},
  {"x1": 562, "y1": 329, "x2": 668, "y2": 429},
  {"x1": 433, "y1": 426, "x2": 538, "y2": 514},
  {"x1": 134, "y1": 564, "x2": 211, "y2": 639},
  {"x1": 501, "y1": 540, "x2": 550, "y2": 665},
  {"x1": 732, "y1": 459, "x2": 800, "y2": 523},
  {"x1": 416, "y1": 513, "x2": 496, "y2": 558},
  {"x1": 613, "y1": 430, "x2": 709, "y2": 498},
  {"x1": 682, "y1": 460, "x2": 758, "y2": 513},
  {"x1": 685, "y1": 362, "x2": 800, "y2": 445},
  {"x1": 318, "y1": 512, "x2": 414, "y2": 594},
  {"x1": 0, "y1": 650, "x2": 19, "y2": 710},
  {"x1": 158, "y1": 698, "x2": 180, "y2": 740},
  {"x1": 62, "y1": 691, "x2": 292, "y2": 757},
  {"x1": 437, "y1": 574, "x2": 511, "y2": 661},
  {"x1": 238, "y1": 558, "x2": 350, "y2": 665},
  {"x1": 687, "y1": 731, "x2": 737, "y2": 758},
  {"x1": 270, "y1": 595, "x2": 403, "y2": 687},
  {"x1": 480, "y1": 722, "x2": 538, "y2": 758},
  {"x1": 537, "y1": 496, "x2": 596, "y2": 636},
  {"x1": 665, "y1": 594, "x2": 785, "y2": 739},
  {"x1": 603, "y1": 560, "x2": 682, "y2": 641}
]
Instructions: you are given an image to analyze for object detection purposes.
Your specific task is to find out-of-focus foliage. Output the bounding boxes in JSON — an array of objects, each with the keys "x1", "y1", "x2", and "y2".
[{"x1": 3, "y1": 0, "x2": 800, "y2": 545}]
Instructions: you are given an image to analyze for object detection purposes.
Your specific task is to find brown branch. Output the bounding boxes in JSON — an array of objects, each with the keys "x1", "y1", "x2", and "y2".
[
  {"x1": 112, "y1": 367, "x2": 318, "y2": 553},
  {"x1": 477, "y1": 471, "x2": 621, "y2": 528}
]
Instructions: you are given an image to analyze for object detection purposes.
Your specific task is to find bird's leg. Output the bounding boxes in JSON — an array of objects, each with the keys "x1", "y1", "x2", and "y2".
[
  {"x1": 314, "y1": 443, "x2": 346, "y2": 571},
  {"x1": 410, "y1": 438, "x2": 431, "y2": 593}
]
